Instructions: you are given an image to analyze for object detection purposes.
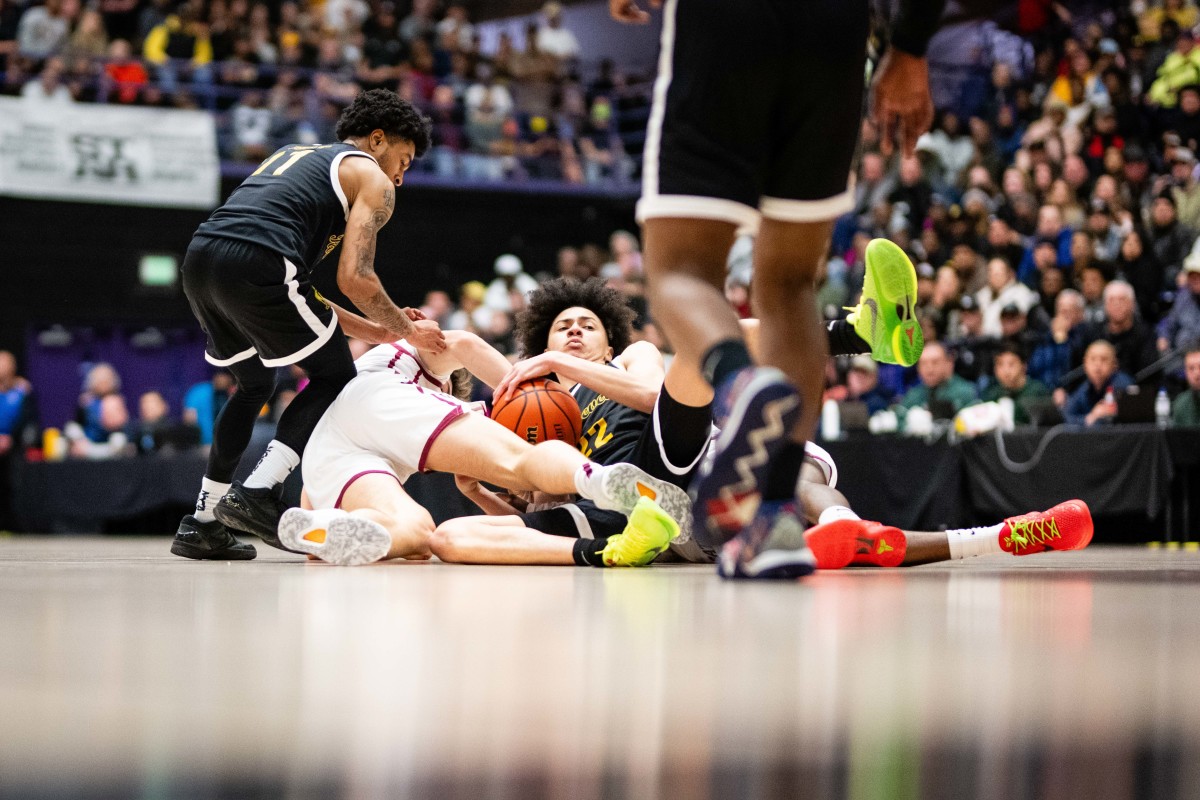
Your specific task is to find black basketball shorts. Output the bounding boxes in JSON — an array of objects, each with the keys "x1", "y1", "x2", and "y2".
[
  {"x1": 182, "y1": 235, "x2": 339, "y2": 368},
  {"x1": 636, "y1": 0, "x2": 868, "y2": 230}
]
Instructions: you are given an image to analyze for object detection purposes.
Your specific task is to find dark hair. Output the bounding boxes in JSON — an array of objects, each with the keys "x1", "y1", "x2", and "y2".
[
  {"x1": 996, "y1": 340, "x2": 1028, "y2": 364},
  {"x1": 515, "y1": 277, "x2": 635, "y2": 358},
  {"x1": 336, "y1": 89, "x2": 432, "y2": 157}
]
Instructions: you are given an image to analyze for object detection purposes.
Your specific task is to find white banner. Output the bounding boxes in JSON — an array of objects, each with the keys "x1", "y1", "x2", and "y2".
[{"x1": 0, "y1": 97, "x2": 219, "y2": 209}]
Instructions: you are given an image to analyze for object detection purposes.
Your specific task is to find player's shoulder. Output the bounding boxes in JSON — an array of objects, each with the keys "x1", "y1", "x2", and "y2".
[{"x1": 613, "y1": 340, "x2": 664, "y2": 370}]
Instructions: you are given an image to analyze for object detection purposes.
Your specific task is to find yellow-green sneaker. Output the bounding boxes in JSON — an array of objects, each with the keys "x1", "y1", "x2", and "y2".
[
  {"x1": 600, "y1": 497, "x2": 680, "y2": 567},
  {"x1": 845, "y1": 238, "x2": 923, "y2": 367}
]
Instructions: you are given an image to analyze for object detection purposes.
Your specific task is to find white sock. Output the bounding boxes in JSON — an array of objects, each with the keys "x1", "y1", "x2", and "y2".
[
  {"x1": 573, "y1": 463, "x2": 601, "y2": 501},
  {"x1": 818, "y1": 505, "x2": 861, "y2": 526},
  {"x1": 243, "y1": 441, "x2": 300, "y2": 490},
  {"x1": 946, "y1": 523, "x2": 1005, "y2": 560},
  {"x1": 195, "y1": 478, "x2": 231, "y2": 523}
]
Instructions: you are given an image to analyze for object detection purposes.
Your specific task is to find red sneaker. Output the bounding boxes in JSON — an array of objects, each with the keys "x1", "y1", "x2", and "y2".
[
  {"x1": 804, "y1": 518, "x2": 907, "y2": 569},
  {"x1": 999, "y1": 499, "x2": 1093, "y2": 556}
]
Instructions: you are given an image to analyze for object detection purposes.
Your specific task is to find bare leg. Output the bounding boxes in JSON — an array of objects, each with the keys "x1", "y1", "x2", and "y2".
[
  {"x1": 423, "y1": 413, "x2": 587, "y2": 495},
  {"x1": 641, "y1": 218, "x2": 740, "y2": 372},
  {"x1": 751, "y1": 218, "x2": 833, "y2": 444},
  {"x1": 430, "y1": 515, "x2": 576, "y2": 565},
  {"x1": 337, "y1": 473, "x2": 436, "y2": 560}
]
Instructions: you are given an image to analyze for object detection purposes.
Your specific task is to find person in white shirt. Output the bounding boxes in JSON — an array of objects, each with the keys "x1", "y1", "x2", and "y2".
[
  {"x1": 484, "y1": 254, "x2": 539, "y2": 315},
  {"x1": 536, "y1": 1, "x2": 580, "y2": 60},
  {"x1": 976, "y1": 256, "x2": 1039, "y2": 337}
]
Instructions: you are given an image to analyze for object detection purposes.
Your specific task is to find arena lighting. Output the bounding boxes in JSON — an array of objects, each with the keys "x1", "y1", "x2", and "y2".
[{"x1": 138, "y1": 253, "x2": 178, "y2": 288}]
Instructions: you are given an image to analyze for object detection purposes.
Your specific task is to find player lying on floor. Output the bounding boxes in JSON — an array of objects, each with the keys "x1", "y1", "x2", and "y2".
[
  {"x1": 429, "y1": 274, "x2": 1092, "y2": 570},
  {"x1": 276, "y1": 327, "x2": 691, "y2": 566}
]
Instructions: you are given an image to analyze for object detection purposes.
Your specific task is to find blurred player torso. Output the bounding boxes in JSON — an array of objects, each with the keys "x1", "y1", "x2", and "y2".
[{"x1": 195, "y1": 143, "x2": 375, "y2": 277}]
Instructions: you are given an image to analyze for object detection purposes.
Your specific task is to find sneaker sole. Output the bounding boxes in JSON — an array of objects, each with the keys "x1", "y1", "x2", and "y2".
[
  {"x1": 717, "y1": 546, "x2": 816, "y2": 579},
  {"x1": 596, "y1": 464, "x2": 693, "y2": 538},
  {"x1": 277, "y1": 509, "x2": 392, "y2": 566},
  {"x1": 606, "y1": 506, "x2": 676, "y2": 567},
  {"x1": 169, "y1": 539, "x2": 257, "y2": 561},
  {"x1": 214, "y1": 500, "x2": 289, "y2": 551},
  {"x1": 805, "y1": 519, "x2": 907, "y2": 569},
  {"x1": 692, "y1": 369, "x2": 800, "y2": 544},
  {"x1": 863, "y1": 238, "x2": 923, "y2": 367}
]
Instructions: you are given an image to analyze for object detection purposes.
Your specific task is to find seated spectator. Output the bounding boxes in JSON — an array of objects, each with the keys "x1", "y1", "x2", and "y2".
[
  {"x1": 842, "y1": 355, "x2": 894, "y2": 416},
  {"x1": 1018, "y1": 205, "x2": 1073, "y2": 286},
  {"x1": 22, "y1": 56, "x2": 74, "y2": 103},
  {"x1": 1030, "y1": 288, "x2": 1087, "y2": 389},
  {"x1": 182, "y1": 370, "x2": 233, "y2": 446},
  {"x1": 1115, "y1": 228, "x2": 1166, "y2": 322},
  {"x1": 1063, "y1": 340, "x2": 1134, "y2": 426},
  {"x1": 73, "y1": 362, "x2": 123, "y2": 442},
  {"x1": 141, "y1": 4, "x2": 212, "y2": 95},
  {"x1": 132, "y1": 390, "x2": 197, "y2": 453},
  {"x1": 998, "y1": 303, "x2": 1042, "y2": 355},
  {"x1": 981, "y1": 342, "x2": 1050, "y2": 425},
  {"x1": 65, "y1": 393, "x2": 132, "y2": 458},
  {"x1": 103, "y1": 38, "x2": 147, "y2": 103},
  {"x1": 1172, "y1": 344, "x2": 1200, "y2": 425},
  {"x1": 977, "y1": 256, "x2": 1039, "y2": 337},
  {"x1": 17, "y1": 0, "x2": 69, "y2": 60},
  {"x1": 484, "y1": 254, "x2": 538, "y2": 317},
  {"x1": 536, "y1": 1, "x2": 579, "y2": 61},
  {"x1": 446, "y1": 281, "x2": 488, "y2": 331},
  {"x1": 0, "y1": 350, "x2": 35, "y2": 458},
  {"x1": 577, "y1": 97, "x2": 630, "y2": 185},
  {"x1": 1148, "y1": 193, "x2": 1193, "y2": 287},
  {"x1": 1157, "y1": 255, "x2": 1200, "y2": 353},
  {"x1": 1078, "y1": 264, "x2": 1109, "y2": 326},
  {"x1": 1074, "y1": 280, "x2": 1160, "y2": 380},
  {"x1": 901, "y1": 341, "x2": 978, "y2": 419}
]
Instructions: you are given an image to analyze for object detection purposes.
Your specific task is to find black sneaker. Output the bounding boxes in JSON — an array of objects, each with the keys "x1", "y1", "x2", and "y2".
[
  {"x1": 213, "y1": 481, "x2": 289, "y2": 550},
  {"x1": 170, "y1": 515, "x2": 257, "y2": 560}
]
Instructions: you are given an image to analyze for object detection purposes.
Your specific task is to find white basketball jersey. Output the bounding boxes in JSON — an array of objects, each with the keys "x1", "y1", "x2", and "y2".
[{"x1": 354, "y1": 340, "x2": 450, "y2": 393}]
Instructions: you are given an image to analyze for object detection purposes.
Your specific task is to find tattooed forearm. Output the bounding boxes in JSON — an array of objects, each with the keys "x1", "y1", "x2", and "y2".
[
  {"x1": 357, "y1": 288, "x2": 413, "y2": 334},
  {"x1": 354, "y1": 186, "x2": 393, "y2": 279}
]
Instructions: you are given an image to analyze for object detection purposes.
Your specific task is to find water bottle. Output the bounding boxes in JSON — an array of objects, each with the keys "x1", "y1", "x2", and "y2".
[
  {"x1": 821, "y1": 398, "x2": 841, "y2": 441},
  {"x1": 1156, "y1": 388, "x2": 1171, "y2": 428}
]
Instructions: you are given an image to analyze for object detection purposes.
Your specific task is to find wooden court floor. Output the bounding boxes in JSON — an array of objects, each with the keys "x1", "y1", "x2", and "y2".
[{"x1": 2, "y1": 537, "x2": 1199, "y2": 800}]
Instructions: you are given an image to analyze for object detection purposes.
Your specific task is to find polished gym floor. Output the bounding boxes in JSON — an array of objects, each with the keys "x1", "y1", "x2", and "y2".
[{"x1": 1, "y1": 537, "x2": 1198, "y2": 799}]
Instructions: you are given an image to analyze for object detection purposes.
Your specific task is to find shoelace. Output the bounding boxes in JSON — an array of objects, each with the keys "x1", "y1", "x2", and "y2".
[{"x1": 1006, "y1": 516, "x2": 1062, "y2": 549}]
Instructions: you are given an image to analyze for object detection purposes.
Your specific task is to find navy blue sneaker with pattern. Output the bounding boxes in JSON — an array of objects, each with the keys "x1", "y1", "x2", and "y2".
[
  {"x1": 716, "y1": 501, "x2": 816, "y2": 580},
  {"x1": 691, "y1": 366, "x2": 802, "y2": 547}
]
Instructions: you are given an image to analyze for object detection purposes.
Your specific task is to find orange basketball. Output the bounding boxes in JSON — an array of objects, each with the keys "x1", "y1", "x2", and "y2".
[{"x1": 491, "y1": 379, "x2": 583, "y2": 445}]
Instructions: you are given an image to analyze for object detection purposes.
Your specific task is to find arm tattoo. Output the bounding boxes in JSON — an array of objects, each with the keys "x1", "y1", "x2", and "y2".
[
  {"x1": 353, "y1": 186, "x2": 393, "y2": 279},
  {"x1": 358, "y1": 289, "x2": 413, "y2": 335}
]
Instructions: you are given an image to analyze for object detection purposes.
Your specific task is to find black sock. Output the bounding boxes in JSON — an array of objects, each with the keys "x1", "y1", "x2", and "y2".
[
  {"x1": 764, "y1": 442, "x2": 807, "y2": 502},
  {"x1": 572, "y1": 538, "x2": 607, "y2": 567},
  {"x1": 701, "y1": 339, "x2": 753, "y2": 388},
  {"x1": 827, "y1": 319, "x2": 871, "y2": 357}
]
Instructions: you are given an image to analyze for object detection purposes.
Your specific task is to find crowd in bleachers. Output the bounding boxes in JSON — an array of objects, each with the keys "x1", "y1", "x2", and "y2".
[{"x1": 0, "y1": 0, "x2": 643, "y2": 183}]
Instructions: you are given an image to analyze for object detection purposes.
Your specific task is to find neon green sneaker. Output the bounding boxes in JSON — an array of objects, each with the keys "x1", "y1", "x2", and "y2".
[
  {"x1": 845, "y1": 238, "x2": 924, "y2": 367},
  {"x1": 600, "y1": 497, "x2": 680, "y2": 567}
]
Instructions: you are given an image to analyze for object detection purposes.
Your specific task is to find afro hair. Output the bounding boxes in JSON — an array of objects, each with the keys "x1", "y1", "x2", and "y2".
[
  {"x1": 335, "y1": 89, "x2": 433, "y2": 157},
  {"x1": 515, "y1": 277, "x2": 636, "y2": 358}
]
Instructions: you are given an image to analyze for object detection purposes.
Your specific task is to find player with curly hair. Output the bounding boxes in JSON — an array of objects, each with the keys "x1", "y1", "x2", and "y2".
[{"x1": 172, "y1": 89, "x2": 446, "y2": 562}]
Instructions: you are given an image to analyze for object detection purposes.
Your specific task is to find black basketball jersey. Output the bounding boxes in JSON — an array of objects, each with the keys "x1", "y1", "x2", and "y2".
[
  {"x1": 571, "y1": 366, "x2": 651, "y2": 466},
  {"x1": 194, "y1": 143, "x2": 376, "y2": 276}
]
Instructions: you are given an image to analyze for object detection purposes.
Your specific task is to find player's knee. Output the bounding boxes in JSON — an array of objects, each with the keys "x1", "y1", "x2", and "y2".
[
  {"x1": 754, "y1": 269, "x2": 812, "y2": 303},
  {"x1": 235, "y1": 374, "x2": 277, "y2": 402}
]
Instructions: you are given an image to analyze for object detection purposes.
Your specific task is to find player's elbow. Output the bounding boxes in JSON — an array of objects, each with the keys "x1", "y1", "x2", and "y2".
[{"x1": 429, "y1": 519, "x2": 471, "y2": 563}]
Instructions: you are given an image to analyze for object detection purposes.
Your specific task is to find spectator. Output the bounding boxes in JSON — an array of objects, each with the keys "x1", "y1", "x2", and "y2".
[
  {"x1": 1063, "y1": 340, "x2": 1133, "y2": 426},
  {"x1": 103, "y1": 38, "x2": 147, "y2": 103},
  {"x1": 1157, "y1": 254, "x2": 1200, "y2": 352},
  {"x1": 536, "y1": 1, "x2": 579, "y2": 61},
  {"x1": 1074, "y1": 280, "x2": 1160, "y2": 381},
  {"x1": 901, "y1": 341, "x2": 978, "y2": 419},
  {"x1": 1019, "y1": 205, "x2": 1073, "y2": 286},
  {"x1": 62, "y1": 6, "x2": 107, "y2": 61},
  {"x1": 977, "y1": 256, "x2": 1039, "y2": 337},
  {"x1": 72, "y1": 362, "x2": 122, "y2": 442},
  {"x1": 141, "y1": 4, "x2": 213, "y2": 95},
  {"x1": 887, "y1": 156, "x2": 932, "y2": 237},
  {"x1": 446, "y1": 281, "x2": 488, "y2": 331},
  {"x1": 21, "y1": 55, "x2": 73, "y2": 102},
  {"x1": 182, "y1": 370, "x2": 233, "y2": 446},
  {"x1": 842, "y1": 355, "x2": 894, "y2": 416},
  {"x1": 399, "y1": 0, "x2": 436, "y2": 45},
  {"x1": 65, "y1": 393, "x2": 132, "y2": 458},
  {"x1": 1078, "y1": 264, "x2": 1109, "y2": 326},
  {"x1": 1171, "y1": 344, "x2": 1200, "y2": 425},
  {"x1": 0, "y1": 350, "x2": 35, "y2": 459},
  {"x1": 981, "y1": 342, "x2": 1051, "y2": 425},
  {"x1": 510, "y1": 22, "x2": 558, "y2": 118},
  {"x1": 1148, "y1": 28, "x2": 1200, "y2": 108},
  {"x1": 577, "y1": 97, "x2": 630, "y2": 185},
  {"x1": 17, "y1": 0, "x2": 70, "y2": 60},
  {"x1": 1030, "y1": 288, "x2": 1086, "y2": 389},
  {"x1": 436, "y1": 4, "x2": 474, "y2": 51},
  {"x1": 1114, "y1": 227, "x2": 1166, "y2": 321},
  {"x1": 133, "y1": 390, "x2": 196, "y2": 453},
  {"x1": 1147, "y1": 193, "x2": 1193, "y2": 286},
  {"x1": 484, "y1": 254, "x2": 538, "y2": 316},
  {"x1": 230, "y1": 91, "x2": 272, "y2": 160},
  {"x1": 918, "y1": 110, "x2": 976, "y2": 186}
]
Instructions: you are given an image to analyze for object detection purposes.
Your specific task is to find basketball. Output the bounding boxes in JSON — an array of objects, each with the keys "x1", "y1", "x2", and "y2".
[{"x1": 491, "y1": 379, "x2": 583, "y2": 445}]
